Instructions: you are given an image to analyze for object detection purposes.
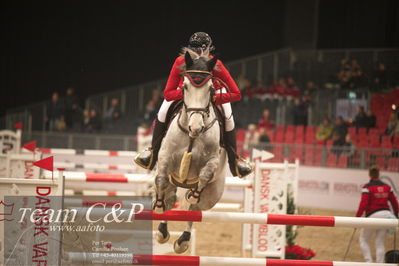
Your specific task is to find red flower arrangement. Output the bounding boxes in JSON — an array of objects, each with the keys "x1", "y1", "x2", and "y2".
[{"x1": 285, "y1": 245, "x2": 316, "y2": 260}]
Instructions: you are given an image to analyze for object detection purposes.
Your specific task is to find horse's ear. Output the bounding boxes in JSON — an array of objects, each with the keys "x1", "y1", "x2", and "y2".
[
  {"x1": 185, "y1": 51, "x2": 193, "y2": 68},
  {"x1": 207, "y1": 57, "x2": 217, "y2": 71}
]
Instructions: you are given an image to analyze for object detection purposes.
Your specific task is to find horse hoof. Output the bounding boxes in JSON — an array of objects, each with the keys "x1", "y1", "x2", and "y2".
[
  {"x1": 174, "y1": 231, "x2": 191, "y2": 254},
  {"x1": 173, "y1": 240, "x2": 190, "y2": 254},
  {"x1": 156, "y1": 223, "x2": 170, "y2": 244},
  {"x1": 156, "y1": 231, "x2": 170, "y2": 244},
  {"x1": 185, "y1": 191, "x2": 199, "y2": 205}
]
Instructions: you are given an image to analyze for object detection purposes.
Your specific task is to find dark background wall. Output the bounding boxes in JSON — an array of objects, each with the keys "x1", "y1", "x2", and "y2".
[
  {"x1": 1, "y1": 0, "x2": 398, "y2": 115},
  {"x1": 317, "y1": 0, "x2": 399, "y2": 48}
]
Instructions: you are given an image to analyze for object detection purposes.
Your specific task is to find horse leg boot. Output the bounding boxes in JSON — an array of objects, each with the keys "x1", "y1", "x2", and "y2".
[
  {"x1": 224, "y1": 129, "x2": 253, "y2": 178},
  {"x1": 153, "y1": 175, "x2": 170, "y2": 213},
  {"x1": 186, "y1": 156, "x2": 219, "y2": 205},
  {"x1": 134, "y1": 119, "x2": 167, "y2": 170}
]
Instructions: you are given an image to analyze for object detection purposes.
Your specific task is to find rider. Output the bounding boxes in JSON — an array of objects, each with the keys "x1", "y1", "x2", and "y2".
[{"x1": 134, "y1": 32, "x2": 253, "y2": 178}]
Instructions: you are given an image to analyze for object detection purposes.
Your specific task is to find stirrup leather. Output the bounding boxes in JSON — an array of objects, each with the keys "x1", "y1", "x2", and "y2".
[
  {"x1": 134, "y1": 147, "x2": 154, "y2": 169},
  {"x1": 235, "y1": 157, "x2": 253, "y2": 178}
]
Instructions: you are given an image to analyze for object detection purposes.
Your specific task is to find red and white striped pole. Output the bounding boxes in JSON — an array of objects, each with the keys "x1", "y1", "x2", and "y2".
[
  {"x1": 67, "y1": 253, "x2": 394, "y2": 266},
  {"x1": 129, "y1": 210, "x2": 398, "y2": 229}
]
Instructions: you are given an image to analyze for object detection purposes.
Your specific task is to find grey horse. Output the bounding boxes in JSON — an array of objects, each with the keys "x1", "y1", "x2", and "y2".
[{"x1": 153, "y1": 49, "x2": 227, "y2": 253}]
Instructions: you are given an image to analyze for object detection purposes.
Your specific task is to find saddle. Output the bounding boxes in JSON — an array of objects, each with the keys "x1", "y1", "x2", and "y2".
[{"x1": 164, "y1": 100, "x2": 226, "y2": 147}]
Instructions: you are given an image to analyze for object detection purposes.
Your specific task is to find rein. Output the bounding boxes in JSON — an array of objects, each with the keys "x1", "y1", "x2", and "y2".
[{"x1": 177, "y1": 69, "x2": 229, "y2": 142}]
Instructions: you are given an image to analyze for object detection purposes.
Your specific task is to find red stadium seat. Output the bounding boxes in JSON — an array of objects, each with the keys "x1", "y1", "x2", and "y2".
[
  {"x1": 274, "y1": 131, "x2": 284, "y2": 143},
  {"x1": 376, "y1": 156, "x2": 386, "y2": 170},
  {"x1": 286, "y1": 125, "x2": 295, "y2": 133},
  {"x1": 326, "y1": 154, "x2": 337, "y2": 167},
  {"x1": 381, "y1": 135, "x2": 392, "y2": 149},
  {"x1": 285, "y1": 132, "x2": 295, "y2": 143},
  {"x1": 337, "y1": 155, "x2": 348, "y2": 168},
  {"x1": 393, "y1": 136, "x2": 399, "y2": 148},
  {"x1": 387, "y1": 158, "x2": 399, "y2": 172},
  {"x1": 358, "y1": 128, "x2": 367, "y2": 135},
  {"x1": 348, "y1": 127, "x2": 357, "y2": 136},
  {"x1": 369, "y1": 128, "x2": 379, "y2": 136},
  {"x1": 295, "y1": 125, "x2": 304, "y2": 136}
]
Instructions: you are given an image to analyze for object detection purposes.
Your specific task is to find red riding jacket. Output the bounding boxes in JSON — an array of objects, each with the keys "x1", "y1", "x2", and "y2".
[
  {"x1": 356, "y1": 179, "x2": 399, "y2": 217},
  {"x1": 163, "y1": 56, "x2": 241, "y2": 105}
]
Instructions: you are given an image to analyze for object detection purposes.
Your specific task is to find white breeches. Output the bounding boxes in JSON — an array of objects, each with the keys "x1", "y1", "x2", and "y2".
[
  {"x1": 157, "y1": 88, "x2": 235, "y2": 132},
  {"x1": 359, "y1": 210, "x2": 392, "y2": 263}
]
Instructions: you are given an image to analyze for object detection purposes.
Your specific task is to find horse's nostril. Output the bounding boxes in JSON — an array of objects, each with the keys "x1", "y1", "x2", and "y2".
[{"x1": 189, "y1": 126, "x2": 192, "y2": 132}]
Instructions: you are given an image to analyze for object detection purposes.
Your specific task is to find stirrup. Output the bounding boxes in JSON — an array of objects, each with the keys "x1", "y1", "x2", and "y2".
[
  {"x1": 235, "y1": 157, "x2": 253, "y2": 178},
  {"x1": 134, "y1": 147, "x2": 154, "y2": 169}
]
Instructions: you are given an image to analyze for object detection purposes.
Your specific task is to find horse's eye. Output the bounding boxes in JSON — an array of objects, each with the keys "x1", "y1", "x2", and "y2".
[{"x1": 183, "y1": 84, "x2": 188, "y2": 90}]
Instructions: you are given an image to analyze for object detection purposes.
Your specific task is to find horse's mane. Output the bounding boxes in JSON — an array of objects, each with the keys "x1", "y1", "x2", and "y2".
[{"x1": 178, "y1": 47, "x2": 219, "y2": 72}]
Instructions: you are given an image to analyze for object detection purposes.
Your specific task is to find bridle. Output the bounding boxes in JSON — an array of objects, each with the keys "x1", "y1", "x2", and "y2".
[{"x1": 177, "y1": 70, "x2": 217, "y2": 136}]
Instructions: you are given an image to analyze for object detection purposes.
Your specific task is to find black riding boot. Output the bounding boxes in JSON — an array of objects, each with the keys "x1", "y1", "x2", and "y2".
[
  {"x1": 224, "y1": 129, "x2": 253, "y2": 178},
  {"x1": 134, "y1": 119, "x2": 167, "y2": 170}
]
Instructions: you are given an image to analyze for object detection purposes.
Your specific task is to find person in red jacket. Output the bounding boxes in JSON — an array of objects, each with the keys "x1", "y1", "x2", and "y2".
[
  {"x1": 356, "y1": 165, "x2": 399, "y2": 263},
  {"x1": 134, "y1": 32, "x2": 252, "y2": 178}
]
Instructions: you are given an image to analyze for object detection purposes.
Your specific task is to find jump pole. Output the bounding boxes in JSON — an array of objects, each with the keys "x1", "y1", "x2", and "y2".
[
  {"x1": 74, "y1": 210, "x2": 398, "y2": 229},
  {"x1": 66, "y1": 253, "x2": 397, "y2": 266}
]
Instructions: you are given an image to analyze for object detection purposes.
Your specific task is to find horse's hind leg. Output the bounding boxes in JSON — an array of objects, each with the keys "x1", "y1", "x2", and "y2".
[{"x1": 174, "y1": 204, "x2": 198, "y2": 254}]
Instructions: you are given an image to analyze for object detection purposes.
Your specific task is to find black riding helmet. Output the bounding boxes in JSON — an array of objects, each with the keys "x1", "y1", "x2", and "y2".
[{"x1": 188, "y1": 32, "x2": 215, "y2": 52}]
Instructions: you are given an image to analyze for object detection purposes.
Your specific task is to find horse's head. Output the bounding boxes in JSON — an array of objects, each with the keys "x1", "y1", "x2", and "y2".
[{"x1": 183, "y1": 51, "x2": 217, "y2": 138}]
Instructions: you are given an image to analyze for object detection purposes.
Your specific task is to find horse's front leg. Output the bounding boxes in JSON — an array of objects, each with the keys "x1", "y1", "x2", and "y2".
[
  {"x1": 153, "y1": 154, "x2": 171, "y2": 213},
  {"x1": 186, "y1": 155, "x2": 219, "y2": 205}
]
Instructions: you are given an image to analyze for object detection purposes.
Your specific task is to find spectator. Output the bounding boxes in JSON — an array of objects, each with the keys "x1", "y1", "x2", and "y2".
[
  {"x1": 350, "y1": 59, "x2": 361, "y2": 72},
  {"x1": 55, "y1": 115, "x2": 66, "y2": 131},
  {"x1": 332, "y1": 116, "x2": 348, "y2": 142},
  {"x1": 337, "y1": 59, "x2": 352, "y2": 88},
  {"x1": 350, "y1": 69, "x2": 368, "y2": 88},
  {"x1": 352, "y1": 106, "x2": 368, "y2": 128},
  {"x1": 144, "y1": 99, "x2": 158, "y2": 122},
  {"x1": 331, "y1": 132, "x2": 346, "y2": 156},
  {"x1": 144, "y1": 89, "x2": 162, "y2": 122},
  {"x1": 392, "y1": 111, "x2": 399, "y2": 136},
  {"x1": 276, "y1": 78, "x2": 287, "y2": 95},
  {"x1": 316, "y1": 117, "x2": 333, "y2": 143},
  {"x1": 365, "y1": 110, "x2": 376, "y2": 129},
  {"x1": 303, "y1": 80, "x2": 318, "y2": 97},
  {"x1": 69, "y1": 103, "x2": 83, "y2": 131},
  {"x1": 82, "y1": 109, "x2": 91, "y2": 131},
  {"x1": 286, "y1": 76, "x2": 300, "y2": 97},
  {"x1": 64, "y1": 87, "x2": 80, "y2": 129},
  {"x1": 243, "y1": 124, "x2": 259, "y2": 151},
  {"x1": 385, "y1": 112, "x2": 398, "y2": 135},
  {"x1": 372, "y1": 63, "x2": 388, "y2": 90},
  {"x1": 257, "y1": 109, "x2": 275, "y2": 131},
  {"x1": 292, "y1": 98, "x2": 308, "y2": 126},
  {"x1": 88, "y1": 109, "x2": 102, "y2": 132},
  {"x1": 342, "y1": 133, "x2": 356, "y2": 157},
  {"x1": 258, "y1": 127, "x2": 270, "y2": 144},
  {"x1": 252, "y1": 80, "x2": 266, "y2": 96},
  {"x1": 46, "y1": 92, "x2": 65, "y2": 131},
  {"x1": 236, "y1": 75, "x2": 251, "y2": 94},
  {"x1": 105, "y1": 98, "x2": 122, "y2": 120}
]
